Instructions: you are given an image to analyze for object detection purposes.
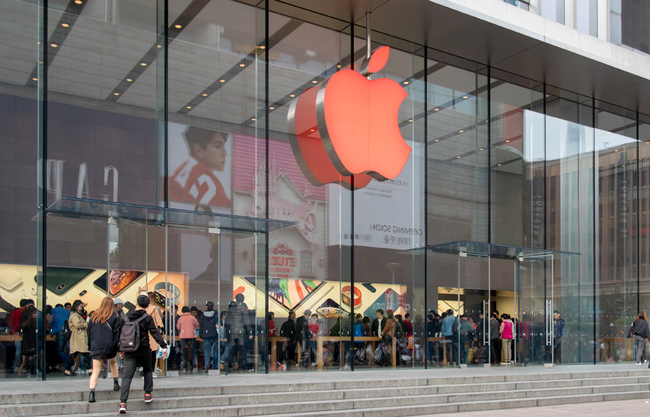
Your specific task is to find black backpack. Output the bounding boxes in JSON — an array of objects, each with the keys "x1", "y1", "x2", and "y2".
[{"x1": 120, "y1": 314, "x2": 148, "y2": 353}]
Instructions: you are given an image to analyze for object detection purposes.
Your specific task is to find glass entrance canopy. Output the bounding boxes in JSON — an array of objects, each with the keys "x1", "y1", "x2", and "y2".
[
  {"x1": 45, "y1": 197, "x2": 295, "y2": 233},
  {"x1": 426, "y1": 240, "x2": 580, "y2": 260}
]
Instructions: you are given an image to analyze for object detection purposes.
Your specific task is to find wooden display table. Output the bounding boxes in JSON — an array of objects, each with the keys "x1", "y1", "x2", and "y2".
[
  {"x1": 427, "y1": 337, "x2": 448, "y2": 365},
  {"x1": 601, "y1": 337, "x2": 635, "y2": 362},
  {"x1": 269, "y1": 335, "x2": 397, "y2": 370},
  {"x1": 0, "y1": 334, "x2": 55, "y2": 342}
]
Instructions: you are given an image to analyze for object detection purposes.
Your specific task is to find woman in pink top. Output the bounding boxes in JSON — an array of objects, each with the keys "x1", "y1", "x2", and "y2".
[
  {"x1": 176, "y1": 306, "x2": 199, "y2": 371},
  {"x1": 499, "y1": 314, "x2": 514, "y2": 363}
]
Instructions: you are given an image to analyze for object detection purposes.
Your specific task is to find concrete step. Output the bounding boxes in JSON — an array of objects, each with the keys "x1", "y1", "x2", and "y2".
[
  {"x1": 2, "y1": 370, "x2": 649, "y2": 406},
  {"x1": 40, "y1": 390, "x2": 650, "y2": 417},
  {"x1": 4, "y1": 381, "x2": 649, "y2": 417}
]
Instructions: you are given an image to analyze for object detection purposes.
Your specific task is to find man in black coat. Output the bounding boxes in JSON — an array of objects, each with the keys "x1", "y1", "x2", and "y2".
[
  {"x1": 279, "y1": 311, "x2": 297, "y2": 366},
  {"x1": 199, "y1": 301, "x2": 219, "y2": 372},
  {"x1": 117, "y1": 295, "x2": 167, "y2": 414},
  {"x1": 371, "y1": 309, "x2": 386, "y2": 337},
  {"x1": 295, "y1": 310, "x2": 312, "y2": 367}
]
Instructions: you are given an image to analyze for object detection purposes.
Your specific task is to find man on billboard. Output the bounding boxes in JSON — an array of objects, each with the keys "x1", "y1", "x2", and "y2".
[{"x1": 169, "y1": 126, "x2": 231, "y2": 208}]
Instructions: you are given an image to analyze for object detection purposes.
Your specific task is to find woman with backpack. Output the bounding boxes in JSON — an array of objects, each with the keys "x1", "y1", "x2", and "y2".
[
  {"x1": 64, "y1": 300, "x2": 89, "y2": 376},
  {"x1": 631, "y1": 311, "x2": 650, "y2": 365},
  {"x1": 499, "y1": 313, "x2": 514, "y2": 364},
  {"x1": 87, "y1": 297, "x2": 122, "y2": 402}
]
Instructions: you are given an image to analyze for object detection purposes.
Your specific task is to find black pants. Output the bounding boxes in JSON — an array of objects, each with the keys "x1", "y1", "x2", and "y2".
[
  {"x1": 120, "y1": 350, "x2": 154, "y2": 402},
  {"x1": 490, "y1": 339, "x2": 500, "y2": 363}
]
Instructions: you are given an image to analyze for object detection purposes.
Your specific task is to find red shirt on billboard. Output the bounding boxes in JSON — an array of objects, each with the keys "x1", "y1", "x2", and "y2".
[{"x1": 169, "y1": 127, "x2": 231, "y2": 208}]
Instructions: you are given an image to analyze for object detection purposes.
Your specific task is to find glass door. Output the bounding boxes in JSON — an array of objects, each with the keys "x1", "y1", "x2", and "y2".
[
  {"x1": 162, "y1": 221, "x2": 268, "y2": 377},
  {"x1": 517, "y1": 255, "x2": 554, "y2": 365},
  {"x1": 458, "y1": 254, "x2": 491, "y2": 367}
]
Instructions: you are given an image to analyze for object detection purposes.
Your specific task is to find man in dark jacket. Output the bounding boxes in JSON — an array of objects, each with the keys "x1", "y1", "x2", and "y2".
[
  {"x1": 295, "y1": 310, "x2": 312, "y2": 367},
  {"x1": 279, "y1": 311, "x2": 297, "y2": 366},
  {"x1": 489, "y1": 312, "x2": 500, "y2": 364},
  {"x1": 199, "y1": 301, "x2": 219, "y2": 372},
  {"x1": 221, "y1": 294, "x2": 253, "y2": 374},
  {"x1": 371, "y1": 309, "x2": 386, "y2": 337},
  {"x1": 117, "y1": 295, "x2": 167, "y2": 414}
]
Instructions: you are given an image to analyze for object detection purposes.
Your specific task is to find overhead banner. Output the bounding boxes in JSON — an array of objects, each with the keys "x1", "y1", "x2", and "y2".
[{"x1": 327, "y1": 153, "x2": 424, "y2": 250}]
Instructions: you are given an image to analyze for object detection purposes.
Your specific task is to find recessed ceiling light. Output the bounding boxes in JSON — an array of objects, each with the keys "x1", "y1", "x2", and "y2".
[
  {"x1": 615, "y1": 149, "x2": 619, "y2": 152},
  {"x1": 434, "y1": 139, "x2": 439, "y2": 142},
  {"x1": 312, "y1": 80, "x2": 318, "y2": 84},
  {"x1": 310, "y1": 129, "x2": 315, "y2": 132},
  {"x1": 434, "y1": 108, "x2": 439, "y2": 111},
  {"x1": 456, "y1": 156, "x2": 461, "y2": 159},
  {"x1": 186, "y1": 106, "x2": 191, "y2": 109},
  {"x1": 157, "y1": 45, "x2": 162, "y2": 48},
  {"x1": 498, "y1": 163, "x2": 502, "y2": 166},
  {"x1": 259, "y1": 45, "x2": 265, "y2": 49},
  {"x1": 404, "y1": 81, "x2": 410, "y2": 85},
  {"x1": 463, "y1": 96, "x2": 468, "y2": 99},
  {"x1": 239, "y1": 63, "x2": 245, "y2": 67},
  {"x1": 62, "y1": 23, "x2": 69, "y2": 27},
  {"x1": 220, "y1": 79, "x2": 225, "y2": 83},
  {"x1": 126, "y1": 78, "x2": 132, "y2": 82},
  {"x1": 289, "y1": 94, "x2": 295, "y2": 98},
  {"x1": 113, "y1": 92, "x2": 119, "y2": 96},
  {"x1": 51, "y1": 43, "x2": 58, "y2": 48},
  {"x1": 202, "y1": 93, "x2": 208, "y2": 97},
  {"x1": 174, "y1": 24, "x2": 182, "y2": 29},
  {"x1": 486, "y1": 120, "x2": 489, "y2": 123},
  {"x1": 32, "y1": 77, "x2": 37, "y2": 81},
  {"x1": 505, "y1": 140, "x2": 510, "y2": 143},
  {"x1": 141, "y1": 62, "x2": 147, "y2": 66},
  {"x1": 270, "y1": 107, "x2": 275, "y2": 110},
  {"x1": 408, "y1": 119, "x2": 413, "y2": 123},
  {"x1": 337, "y1": 64, "x2": 341, "y2": 68},
  {"x1": 251, "y1": 118, "x2": 256, "y2": 121},
  {"x1": 622, "y1": 164, "x2": 625, "y2": 167},
  {"x1": 479, "y1": 148, "x2": 484, "y2": 151},
  {"x1": 459, "y1": 130, "x2": 464, "y2": 133},
  {"x1": 646, "y1": 141, "x2": 650, "y2": 143},
  {"x1": 75, "y1": 0, "x2": 82, "y2": 4}
]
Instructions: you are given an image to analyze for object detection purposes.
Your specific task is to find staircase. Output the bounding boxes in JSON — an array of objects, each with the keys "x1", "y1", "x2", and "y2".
[{"x1": 1, "y1": 369, "x2": 649, "y2": 417}]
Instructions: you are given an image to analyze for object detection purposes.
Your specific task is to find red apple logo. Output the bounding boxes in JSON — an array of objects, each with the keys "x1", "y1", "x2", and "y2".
[
  {"x1": 288, "y1": 46, "x2": 410, "y2": 187},
  {"x1": 288, "y1": 86, "x2": 372, "y2": 190}
]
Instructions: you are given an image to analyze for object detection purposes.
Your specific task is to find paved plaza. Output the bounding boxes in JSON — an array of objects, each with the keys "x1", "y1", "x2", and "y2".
[{"x1": 427, "y1": 399, "x2": 650, "y2": 416}]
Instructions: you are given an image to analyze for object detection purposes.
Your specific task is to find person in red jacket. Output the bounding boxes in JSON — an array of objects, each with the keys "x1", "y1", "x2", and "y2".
[{"x1": 9, "y1": 299, "x2": 29, "y2": 371}]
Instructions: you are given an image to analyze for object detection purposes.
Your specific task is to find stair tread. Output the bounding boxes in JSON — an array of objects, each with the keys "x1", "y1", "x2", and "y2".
[{"x1": 38, "y1": 390, "x2": 650, "y2": 417}]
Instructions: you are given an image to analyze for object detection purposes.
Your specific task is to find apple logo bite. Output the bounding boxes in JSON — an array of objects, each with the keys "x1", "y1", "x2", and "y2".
[{"x1": 288, "y1": 46, "x2": 410, "y2": 188}]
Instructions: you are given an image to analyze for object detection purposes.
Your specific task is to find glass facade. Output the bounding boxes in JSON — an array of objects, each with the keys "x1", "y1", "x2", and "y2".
[{"x1": 1, "y1": 0, "x2": 649, "y2": 380}]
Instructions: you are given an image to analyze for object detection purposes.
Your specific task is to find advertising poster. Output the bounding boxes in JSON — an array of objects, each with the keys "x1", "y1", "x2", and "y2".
[
  {"x1": 233, "y1": 275, "x2": 407, "y2": 320},
  {"x1": 168, "y1": 122, "x2": 233, "y2": 214},
  {"x1": 0, "y1": 264, "x2": 188, "y2": 317},
  {"x1": 327, "y1": 154, "x2": 424, "y2": 250}
]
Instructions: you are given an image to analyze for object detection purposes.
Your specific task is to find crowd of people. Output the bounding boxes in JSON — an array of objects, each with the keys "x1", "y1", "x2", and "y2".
[{"x1": 4, "y1": 293, "x2": 649, "y2": 387}]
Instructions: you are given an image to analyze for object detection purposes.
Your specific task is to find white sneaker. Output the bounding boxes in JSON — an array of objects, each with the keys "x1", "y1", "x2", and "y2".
[
  {"x1": 635, "y1": 362, "x2": 642, "y2": 365},
  {"x1": 643, "y1": 360, "x2": 648, "y2": 365}
]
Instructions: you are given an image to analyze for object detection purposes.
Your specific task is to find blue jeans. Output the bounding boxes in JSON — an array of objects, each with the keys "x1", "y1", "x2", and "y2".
[
  {"x1": 55, "y1": 332, "x2": 69, "y2": 365},
  {"x1": 203, "y1": 337, "x2": 218, "y2": 369},
  {"x1": 13, "y1": 340, "x2": 21, "y2": 369}
]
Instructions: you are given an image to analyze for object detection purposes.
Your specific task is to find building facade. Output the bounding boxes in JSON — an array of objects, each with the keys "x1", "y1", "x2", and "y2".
[{"x1": 2, "y1": 0, "x2": 650, "y2": 378}]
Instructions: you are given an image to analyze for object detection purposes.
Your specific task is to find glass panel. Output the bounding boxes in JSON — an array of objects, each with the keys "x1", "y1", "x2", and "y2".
[
  {"x1": 460, "y1": 255, "x2": 491, "y2": 367},
  {"x1": 540, "y1": 0, "x2": 566, "y2": 24},
  {"x1": 0, "y1": 0, "x2": 39, "y2": 378},
  {"x1": 518, "y1": 256, "x2": 554, "y2": 364},
  {"x1": 545, "y1": 95, "x2": 595, "y2": 364},
  {"x1": 576, "y1": 0, "x2": 598, "y2": 37},
  {"x1": 595, "y1": 107, "x2": 638, "y2": 364}
]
